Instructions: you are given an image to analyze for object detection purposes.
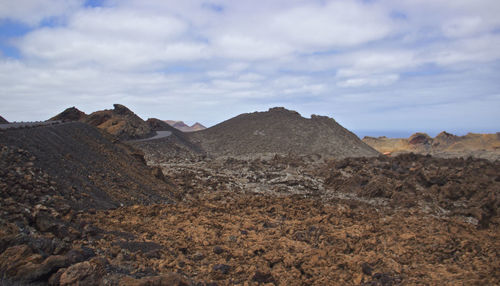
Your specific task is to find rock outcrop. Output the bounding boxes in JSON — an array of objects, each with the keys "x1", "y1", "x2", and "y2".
[{"x1": 83, "y1": 104, "x2": 153, "y2": 140}]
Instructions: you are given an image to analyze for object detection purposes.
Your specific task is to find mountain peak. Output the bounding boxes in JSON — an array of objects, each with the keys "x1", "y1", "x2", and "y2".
[{"x1": 49, "y1": 107, "x2": 87, "y2": 122}]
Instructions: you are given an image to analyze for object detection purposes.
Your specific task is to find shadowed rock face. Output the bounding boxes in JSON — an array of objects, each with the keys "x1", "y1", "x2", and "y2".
[
  {"x1": 82, "y1": 104, "x2": 153, "y2": 140},
  {"x1": 188, "y1": 107, "x2": 379, "y2": 159},
  {"x1": 49, "y1": 107, "x2": 87, "y2": 122},
  {"x1": 0, "y1": 115, "x2": 8, "y2": 124}
]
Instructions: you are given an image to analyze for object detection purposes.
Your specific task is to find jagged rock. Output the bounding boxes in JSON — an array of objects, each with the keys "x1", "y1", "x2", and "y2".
[{"x1": 57, "y1": 257, "x2": 108, "y2": 285}]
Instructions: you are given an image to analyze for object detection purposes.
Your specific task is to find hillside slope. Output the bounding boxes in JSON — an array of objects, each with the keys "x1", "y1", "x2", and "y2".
[
  {"x1": 0, "y1": 122, "x2": 174, "y2": 209},
  {"x1": 188, "y1": 107, "x2": 378, "y2": 158}
]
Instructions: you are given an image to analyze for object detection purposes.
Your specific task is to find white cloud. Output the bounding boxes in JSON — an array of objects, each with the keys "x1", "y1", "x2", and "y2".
[
  {"x1": 337, "y1": 74, "x2": 399, "y2": 88},
  {"x1": 271, "y1": 1, "x2": 393, "y2": 49},
  {"x1": 1, "y1": 0, "x2": 499, "y2": 133}
]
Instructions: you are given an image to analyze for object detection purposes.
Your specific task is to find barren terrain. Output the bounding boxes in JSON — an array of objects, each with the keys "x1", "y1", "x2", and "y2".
[{"x1": 1, "y1": 106, "x2": 499, "y2": 285}]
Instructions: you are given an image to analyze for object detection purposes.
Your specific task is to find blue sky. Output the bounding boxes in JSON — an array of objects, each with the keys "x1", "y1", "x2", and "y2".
[{"x1": 0, "y1": 0, "x2": 499, "y2": 137}]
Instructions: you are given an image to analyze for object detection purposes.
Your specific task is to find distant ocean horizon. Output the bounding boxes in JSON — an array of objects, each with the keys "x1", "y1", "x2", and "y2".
[{"x1": 353, "y1": 130, "x2": 415, "y2": 139}]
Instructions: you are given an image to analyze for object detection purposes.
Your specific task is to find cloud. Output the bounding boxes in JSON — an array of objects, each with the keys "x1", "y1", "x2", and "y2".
[
  {"x1": 337, "y1": 74, "x2": 399, "y2": 88},
  {"x1": 0, "y1": 0, "x2": 499, "y2": 134}
]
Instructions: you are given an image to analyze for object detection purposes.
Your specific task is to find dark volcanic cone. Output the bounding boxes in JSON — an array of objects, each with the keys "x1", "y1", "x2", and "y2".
[{"x1": 188, "y1": 107, "x2": 379, "y2": 158}]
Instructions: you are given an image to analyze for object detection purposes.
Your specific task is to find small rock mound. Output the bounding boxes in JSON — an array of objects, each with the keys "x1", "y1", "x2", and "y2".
[
  {"x1": 408, "y1": 132, "x2": 432, "y2": 145},
  {"x1": 49, "y1": 107, "x2": 87, "y2": 122}
]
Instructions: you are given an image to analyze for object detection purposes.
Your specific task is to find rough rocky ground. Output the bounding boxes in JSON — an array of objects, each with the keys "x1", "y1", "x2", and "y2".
[
  {"x1": 83, "y1": 193, "x2": 499, "y2": 285},
  {"x1": 363, "y1": 132, "x2": 500, "y2": 161}
]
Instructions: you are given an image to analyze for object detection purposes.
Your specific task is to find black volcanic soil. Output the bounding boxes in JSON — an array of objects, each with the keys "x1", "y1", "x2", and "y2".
[{"x1": 188, "y1": 107, "x2": 378, "y2": 159}]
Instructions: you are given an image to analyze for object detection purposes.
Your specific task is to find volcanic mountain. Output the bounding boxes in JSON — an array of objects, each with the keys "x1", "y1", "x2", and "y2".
[
  {"x1": 188, "y1": 107, "x2": 379, "y2": 158},
  {"x1": 0, "y1": 115, "x2": 8, "y2": 124}
]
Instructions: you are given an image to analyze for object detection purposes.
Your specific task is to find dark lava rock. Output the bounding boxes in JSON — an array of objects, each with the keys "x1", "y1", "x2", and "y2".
[
  {"x1": 213, "y1": 246, "x2": 224, "y2": 255},
  {"x1": 252, "y1": 271, "x2": 276, "y2": 284},
  {"x1": 212, "y1": 264, "x2": 230, "y2": 275},
  {"x1": 362, "y1": 262, "x2": 373, "y2": 275},
  {"x1": 57, "y1": 257, "x2": 108, "y2": 285}
]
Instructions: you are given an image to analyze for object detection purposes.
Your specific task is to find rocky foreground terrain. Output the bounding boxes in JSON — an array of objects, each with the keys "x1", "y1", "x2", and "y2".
[{"x1": 0, "y1": 106, "x2": 499, "y2": 285}]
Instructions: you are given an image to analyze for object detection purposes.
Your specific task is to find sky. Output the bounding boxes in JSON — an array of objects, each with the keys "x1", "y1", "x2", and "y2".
[{"x1": 0, "y1": 0, "x2": 499, "y2": 137}]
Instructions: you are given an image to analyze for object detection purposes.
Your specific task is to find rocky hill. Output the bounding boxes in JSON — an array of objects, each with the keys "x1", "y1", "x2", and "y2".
[
  {"x1": 165, "y1": 120, "x2": 207, "y2": 132},
  {"x1": 0, "y1": 115, "x2": 8, "y2": 124},
  {"x1": 363, "y1": 131, "x2": 500, "y2": 160},
  {"x1": 49, "y1": 106, "x2": 87, "y2": 122},
  {"x1": 188, "y1": 107, "x2": 378, "y2": 158},
  {"x1": 82, "y1": 104, "x2": 153, "y2": 140}
]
